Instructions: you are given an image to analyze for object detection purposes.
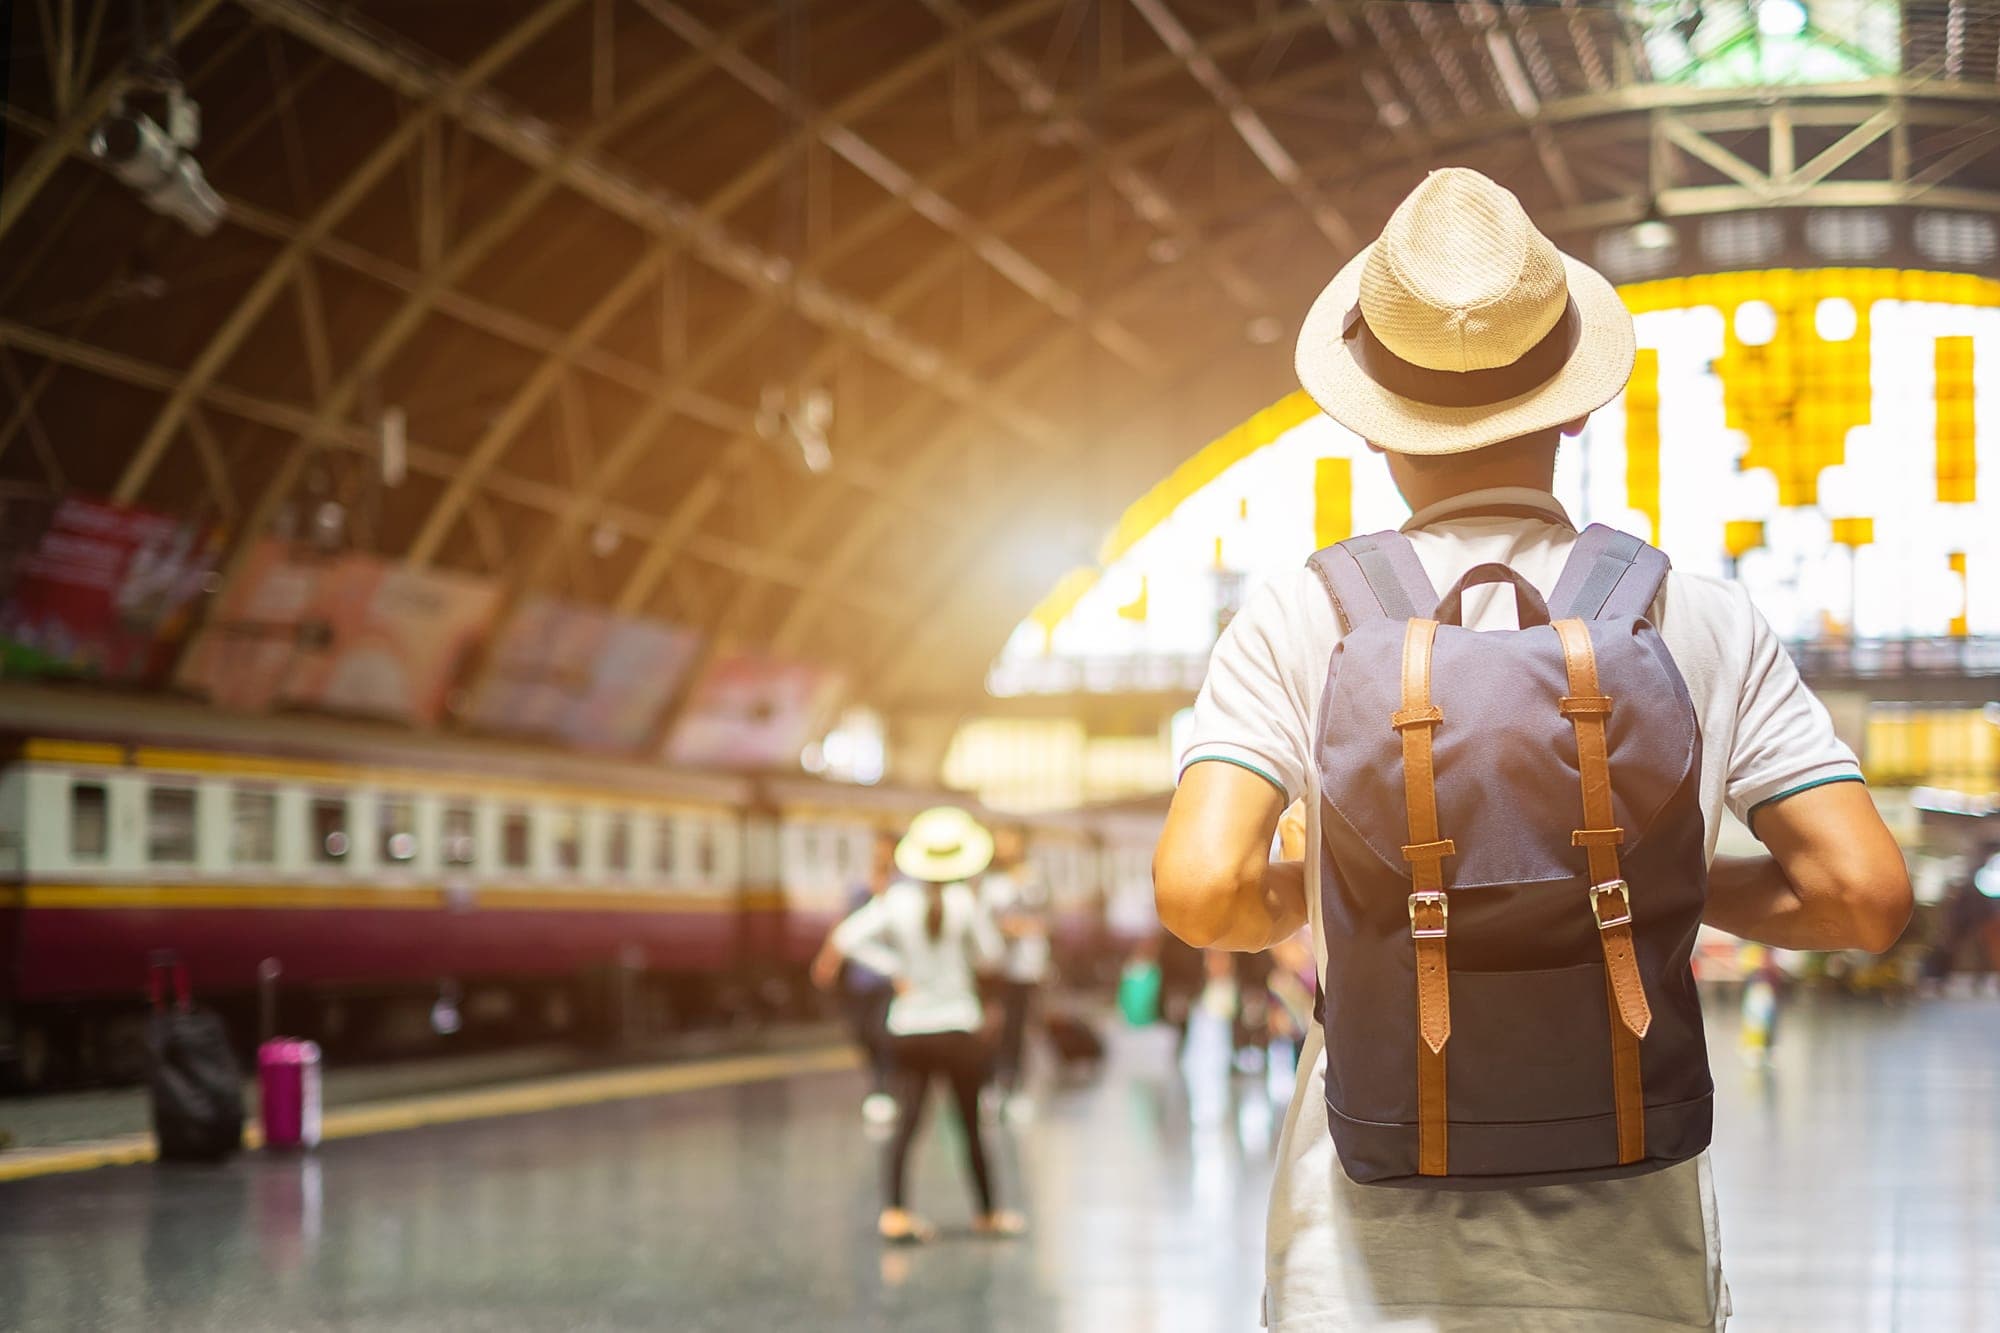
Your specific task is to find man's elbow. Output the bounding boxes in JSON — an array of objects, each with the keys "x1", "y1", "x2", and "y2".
[
  {"x1": 1848, "y1": 860, "x2": 1914, "y2": 954},
  {"x1": 1152, "y1": 852, "x2": 1239, "y2": 950}
]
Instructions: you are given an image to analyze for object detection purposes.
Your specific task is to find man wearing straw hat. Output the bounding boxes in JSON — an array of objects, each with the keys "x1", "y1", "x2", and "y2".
[{"x1": 1156, "y1": 169, "x2": 1910, "y2": 1329}]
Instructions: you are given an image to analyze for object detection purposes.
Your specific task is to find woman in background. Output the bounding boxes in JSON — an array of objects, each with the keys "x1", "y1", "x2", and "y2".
[
  {"x1": 810, "y1": 828, "x2": 901, "y2": 1124},
  {"x1": 831, "y1": 806, "x2": 1026, "y2": 1244}
]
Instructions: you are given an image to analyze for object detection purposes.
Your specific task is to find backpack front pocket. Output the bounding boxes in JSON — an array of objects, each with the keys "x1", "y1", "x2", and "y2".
[{"x1": 1444, "y1": 962, "x2": 1618, "y2": 1125}]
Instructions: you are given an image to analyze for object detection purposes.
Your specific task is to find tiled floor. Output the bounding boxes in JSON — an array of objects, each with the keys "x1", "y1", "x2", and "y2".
[{"x1": 0, "y1": 994, "x2": 1993, "y2": 1331}]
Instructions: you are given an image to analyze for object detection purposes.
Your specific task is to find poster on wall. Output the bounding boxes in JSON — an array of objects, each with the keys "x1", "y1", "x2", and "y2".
[
  {"x1": 0, "y1": 495, "x2": 221, "y2": 685},
  {"x1": 282, "y1": 555, "x2": 499, "y2": 725},
  {"x1": 174, "y1": 539, "x2": 322, "y2": 711},
  {"x1": 177, "y1": 543, "x2": 499, "y2": 725},
  {"x1": 663, "y1": 651, "x2": 844, "y2": 770},
  {"x1": 466, "y1": 598, "x2": 700, "y2": 752}
]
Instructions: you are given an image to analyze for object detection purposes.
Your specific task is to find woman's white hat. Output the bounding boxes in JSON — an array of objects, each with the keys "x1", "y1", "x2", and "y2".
[
  {"x1": 895, "y1": 806, "x2": 995, "y2": 884},
  {"x1": 1294, "y1": 167, "x2": 1635, "y2": 456}
]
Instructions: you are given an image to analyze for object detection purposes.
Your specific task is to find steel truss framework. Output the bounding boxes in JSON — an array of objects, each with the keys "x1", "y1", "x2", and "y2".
[{"x1": 4, "y1": 0, "x2": 2000, "y2": 720}]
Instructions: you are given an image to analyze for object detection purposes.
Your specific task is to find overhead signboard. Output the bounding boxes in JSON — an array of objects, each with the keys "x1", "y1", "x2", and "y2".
[
  {"x1": 663, "y1": 651, "x2": 843, "y2": 771},
  {"x1": 178, "y1": 541, "x2": 498, "y2": 725},
  {"x1": 466, "y1": 597, "x2": 700, "y2": 752},
  {"x1": 0, "y1": 495, "x2": 221, "y2": 685}
]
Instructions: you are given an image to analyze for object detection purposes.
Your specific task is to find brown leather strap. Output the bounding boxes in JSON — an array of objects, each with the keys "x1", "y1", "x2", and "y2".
[
  {"x1": 1552, "y1": 617, "x2": 1650, "y2": 1165},
  {"x1": 1397, "y1": 618, "x2": 1451, "y2": 1176}
]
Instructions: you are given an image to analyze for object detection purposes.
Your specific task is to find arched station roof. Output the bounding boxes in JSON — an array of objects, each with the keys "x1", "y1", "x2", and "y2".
[{"x1": 5, "y1": 0, "x2": 2000, "y2": 714}]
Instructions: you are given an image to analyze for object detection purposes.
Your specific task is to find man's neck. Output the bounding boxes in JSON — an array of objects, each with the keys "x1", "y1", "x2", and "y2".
[{"x1": 1394, "y1": 471, "x2": 1557, "y2": 514}]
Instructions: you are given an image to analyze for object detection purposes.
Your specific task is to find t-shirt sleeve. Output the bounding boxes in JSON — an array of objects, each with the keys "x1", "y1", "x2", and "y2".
[
  {"x1": 831, "y1": 896, "x2": 900, "y2": 980},
  {"x1": 1177, "y1": 572, "x2": 1325, "y2": 804},
  {"x1": 1722, "y1": 585, "x2": 1863, "y2": 829}
]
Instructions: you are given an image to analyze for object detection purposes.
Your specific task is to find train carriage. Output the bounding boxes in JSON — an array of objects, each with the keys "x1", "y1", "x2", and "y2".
[
  {"x1": 0, "y1": 685, "x2": 1157, "y2": 1088},
  {"x1": 0, "y1": 687, "x2": 759, "y2": 1084}
]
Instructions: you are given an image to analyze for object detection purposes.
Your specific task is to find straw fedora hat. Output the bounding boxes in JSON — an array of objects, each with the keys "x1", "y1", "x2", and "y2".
[
  {"x1": 895, "y1": 806, "x2": 995, "y2": 884},
  {"x1": 1295, "y1": 167, "x2": 1635, "y2": 456}
]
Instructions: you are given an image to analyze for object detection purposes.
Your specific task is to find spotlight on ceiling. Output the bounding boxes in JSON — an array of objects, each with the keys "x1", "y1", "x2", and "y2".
[
  {"x1": 88, "y1": 85, "x2": 224, "y2": 236},
  {"x1": 1629, "y1": 199, "x2": 1676, "y2": 252},
  {"x1": 756, "y1": 384, "x2": 834, "y2": 475}
]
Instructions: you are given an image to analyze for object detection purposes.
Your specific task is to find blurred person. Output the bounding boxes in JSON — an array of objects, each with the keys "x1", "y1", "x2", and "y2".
[
  {"x1": 1921, "y1": 868, "x2": 1996, "y2": 996},
  {"x1": 1155, "y1": 926, "x2": 1207, "y2": 1051},
  {"x1": 1736, "y1": 944, "x2": 1785, "y2": 1067},
  {"x1": 831, "y1": 806, "x2": 1025, "y2": 1244},
  {"x1": 979, "y1": 825, "x2": 1050, "y2": 1114},
  {"x1": 1265, "y1": 931, "x2": 1315, "y2": 1074},
  {"x1": 1154, "y1": 169, "x2": 1911, "y2": 1330},
  {"x1": 1232, "y1": 950, "x2": 1275, "y2": 1071},
  {"x1": 811, "y1": 828, "x2": 901, "y2": 1124}
]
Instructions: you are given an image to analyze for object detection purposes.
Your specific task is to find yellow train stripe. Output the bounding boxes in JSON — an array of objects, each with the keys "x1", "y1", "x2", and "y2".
[
  {"x1": 20, "y1": 739, "x2": 126, "y2": 766},
  {"x1": 0, "y1": 1044, "x2": 858, "y2": 1184},
  {"x1": 18, "y1": 884, "x2": 772, "y2": 913}
]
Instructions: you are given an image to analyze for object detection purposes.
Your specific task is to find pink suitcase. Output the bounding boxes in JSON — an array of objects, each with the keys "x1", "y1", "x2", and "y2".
[{"x1": 257, "y1": 1038, "x2": 322, "y2": 1150}]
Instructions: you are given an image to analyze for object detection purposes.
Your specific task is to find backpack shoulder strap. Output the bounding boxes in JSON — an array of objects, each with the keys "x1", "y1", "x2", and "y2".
[
  {"x1": 1546, "y1": 524, "x2": 1670, "y2": 621},
  {"x1": 1307, "y1": 531, "x2": 1439, "y2": 630}
]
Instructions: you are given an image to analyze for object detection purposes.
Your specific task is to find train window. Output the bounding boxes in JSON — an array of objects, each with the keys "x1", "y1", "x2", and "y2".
[
  {"x1": 606, "y1": 816, "x2": 630, "y2": 876},
  {"x1": 832, "y1": 831, "x2": 851, "y2": 879},
  {"x1": 147, "y1": 786, "x2": 198, "y2": 864},
  {"x1": 441, "y1": 806, "x2": 476, "y2": 865},
  {"x1": 501, "y1": 811, "x2": 531, "y2": 870},
  {"x1": 379, "y1": 797, "x2": 417, "y2": 864},
  {"x1": 311, "y1": 797, "x2": 349, "y2": 863},
  {"x1": 70, "y1": 781, "x2": 109, "y2": 860},
  {"x1": 231, "y1": 790, "x2": 277, "y2": 864},
  {"x1": 654, "y1": 817, "x2": 677, "y2": 878},
  {"x1": 693, "y1": 821, "x2": 716, "y2": 878},
  {"x1": 552, "y1": 810, "x2": 582, "y2": 873}
]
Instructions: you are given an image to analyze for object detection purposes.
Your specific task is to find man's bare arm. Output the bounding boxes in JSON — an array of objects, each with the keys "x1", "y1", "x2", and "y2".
[
  {"x1": 1154, "y1": 761, "x2": 1306, "y2": 951},
  {"x1": 1704, "y1": 780, "x2": 1912, "y2": 953}
]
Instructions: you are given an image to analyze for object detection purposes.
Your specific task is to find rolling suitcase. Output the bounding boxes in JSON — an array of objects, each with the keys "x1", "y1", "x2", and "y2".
[{"x1": 145, "y1": 954, "x2": 245, "y2": 1162}]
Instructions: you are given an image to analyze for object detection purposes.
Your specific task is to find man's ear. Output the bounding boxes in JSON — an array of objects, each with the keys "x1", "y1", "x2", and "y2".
[
  {"x1": 1558, "y1": 416, "x2": 1589, "y2": 439},
  {"x1": 1365, "y1": 441, "x2": 1387, "y2": 455}
]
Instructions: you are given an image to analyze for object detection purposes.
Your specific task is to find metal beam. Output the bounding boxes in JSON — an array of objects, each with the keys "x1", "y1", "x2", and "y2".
[
  {"x1": 114, "y1": 0, "x2": 586, "y2": 504},
  {"x1": 632, "y1": 0, "x2": 1157, "y2": 374},
  {"x1": 247, "y1": 0, "x2": 1059, "y2": 448},
  {"x1": 0, "y1": 318, "x2": 899, "y2": 619},
  {"x1": 1127, "y1": 0, "x2": 1357, "y2": 252}
]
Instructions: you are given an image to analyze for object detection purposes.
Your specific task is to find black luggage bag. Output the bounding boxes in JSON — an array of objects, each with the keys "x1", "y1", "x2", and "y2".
[
  {"x1": 145, "y1": 955, "x2": 244, "y2": 1162},
  {"x1": 1042, "y1": 1009, "x2": 1106, "y2": 1067}
]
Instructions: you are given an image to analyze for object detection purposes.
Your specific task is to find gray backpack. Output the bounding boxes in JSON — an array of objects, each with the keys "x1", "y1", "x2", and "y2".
[{"x1": 1311, "y1": 525, "x2": 1712, "y2": 1188}]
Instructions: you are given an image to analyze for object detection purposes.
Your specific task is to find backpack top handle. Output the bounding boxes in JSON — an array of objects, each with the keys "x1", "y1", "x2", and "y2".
[{"x1": 1434, "y1": 563, "x2": 1551, "y2": 629}]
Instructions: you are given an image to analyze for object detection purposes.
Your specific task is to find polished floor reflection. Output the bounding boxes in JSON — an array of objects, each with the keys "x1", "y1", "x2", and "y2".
[{"x1": 0, "y1": 995, "x2": 1994, "y2": 1331}]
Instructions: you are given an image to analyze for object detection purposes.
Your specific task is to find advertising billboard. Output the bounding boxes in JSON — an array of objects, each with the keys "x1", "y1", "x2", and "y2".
[
  {"x1": 467, "y1": 597, "x2": 700, "y2": 752},
  {"x1": 0, "y1": 495, "x2": 221, "y2": 685},
  {"x1": 663, "y1": 651, "x2": 843, "y2": 770}
]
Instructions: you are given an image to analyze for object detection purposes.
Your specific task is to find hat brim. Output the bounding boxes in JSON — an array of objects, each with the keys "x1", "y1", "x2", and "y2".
[
  {"x1": 1294, "y1": 245, "x2": 1635, "y2": 456},
  {"x1": 895, "y1": 825, "x2": 994, "y2": 884}
]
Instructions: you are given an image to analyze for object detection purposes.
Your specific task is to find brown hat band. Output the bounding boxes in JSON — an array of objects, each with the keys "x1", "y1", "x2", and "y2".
[{"x1": 1341, "y1": 296, "x2": 1582, "y2": 409}]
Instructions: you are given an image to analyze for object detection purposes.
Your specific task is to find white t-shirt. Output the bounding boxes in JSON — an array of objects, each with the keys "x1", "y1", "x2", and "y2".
[
  {"x1": 1180, "y1": 487, "x2": 1862, "y2": 1332},
  {"x1": 831, "y1": 879, "x2": 1003, "y2": 1036}
]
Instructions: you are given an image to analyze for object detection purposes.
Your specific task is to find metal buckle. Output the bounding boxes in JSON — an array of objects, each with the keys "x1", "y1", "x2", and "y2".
[
  {"x1": 1408, "y1": 891, "x2": 1449, "y2": 938},
  {"x1": 1589, "y1": 879, "x2": 1632, "y2": 930}
]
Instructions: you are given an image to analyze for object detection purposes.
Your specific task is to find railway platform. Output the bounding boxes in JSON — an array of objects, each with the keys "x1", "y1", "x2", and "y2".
[{"x1": 2, "y1": 996, "x2": 1996, "y2": 1331}]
